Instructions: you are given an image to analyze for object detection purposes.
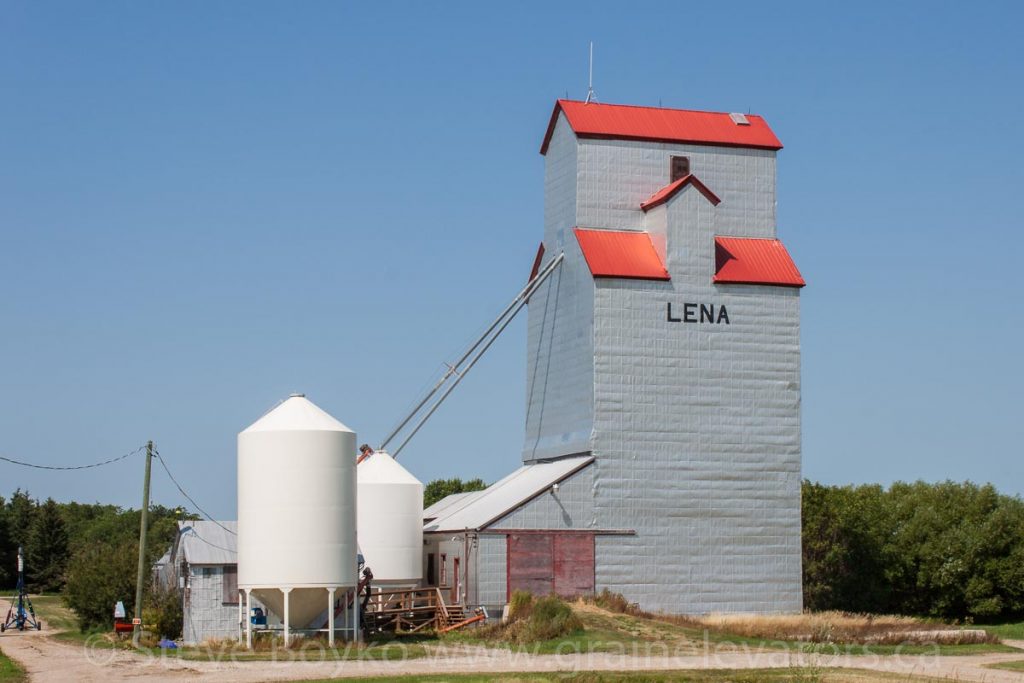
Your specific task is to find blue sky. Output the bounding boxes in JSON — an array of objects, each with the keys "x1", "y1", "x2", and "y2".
[{"x1": 1, "y1": 1, "x2": 1021, "y2": 518}]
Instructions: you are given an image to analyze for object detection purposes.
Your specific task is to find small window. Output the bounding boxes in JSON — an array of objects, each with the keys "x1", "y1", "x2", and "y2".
[
  {"x1": 670, "y1": 156, "x2": 690, "y2": 182},
  {"x1": 729, "y1": 112, "x2": 750, "y2": 125},
  {"x1": 222, "y1": 565, "x2": 239, "y2": 604},
  {"x1": 441, "y1": 553, "x2": 448, "y2": 586}
]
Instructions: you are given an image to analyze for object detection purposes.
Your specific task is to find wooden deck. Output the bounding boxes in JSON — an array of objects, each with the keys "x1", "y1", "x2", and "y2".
[{"x1": 361, "y1": 587, "x2": 485, "y2": 635}]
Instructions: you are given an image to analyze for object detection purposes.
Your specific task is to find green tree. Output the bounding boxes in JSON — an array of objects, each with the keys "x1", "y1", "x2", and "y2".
[
  {"x1": 64, "y1": 539, "x2": 139, "y2": 630},
  {"x1": 423, "y1": 477, "x2": 487, "y2": 509},
  {"x1": 26, "y1": 498, "x2": 70, "y2": 592},
  {"x1": 0, "y1": 496, "x2": 11, "y2": 586},
  {"x1": 60, "y1": 503, "x2": 184, "y2": 630},
  {"x1": 7, "y1": 490, "x2": 36, "y2": 551},
  {"x1": 802, "y1": 479, "x2": 1024, "y2": 620}
]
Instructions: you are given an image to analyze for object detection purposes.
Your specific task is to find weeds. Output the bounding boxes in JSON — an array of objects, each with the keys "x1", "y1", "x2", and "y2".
[{"x1": 580, "y1": 590, "x2": 997, "y2": 646}]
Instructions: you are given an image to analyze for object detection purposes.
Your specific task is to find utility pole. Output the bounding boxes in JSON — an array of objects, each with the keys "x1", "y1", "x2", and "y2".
[{"x1": 132, "y1": 440, "x2": 153, "y2": 647}]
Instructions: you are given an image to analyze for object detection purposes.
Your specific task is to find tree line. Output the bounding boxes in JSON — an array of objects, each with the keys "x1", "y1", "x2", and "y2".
[
  {"x1": 0, "y1": 479, "x2": 1020, "y2": 631},
  {"x1": 0, "y1": 490, "x2": 185, "y2": 628},
  {"x1": 802, "y1": 479, "x2": 1024, "y2": 620}
]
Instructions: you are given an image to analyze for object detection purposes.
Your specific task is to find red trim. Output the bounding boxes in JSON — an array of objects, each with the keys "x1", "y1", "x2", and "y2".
[
  {"x1": 539, "y1": 103, "x2": 563, "y2": 155},
  {"x1": 640, "y1": 174, "x2": 721, "y2": 212},
  {"x1": 574, "y1": 228, "x2": 670, "y2": 281},
  {"x1": 541, "y1": 99, "x2": 783, "y2": 155},
  {"x1": 528, "y1": 242, "x2": 545, "y2": 282},
  {"x1": 713, "y1": 236, "x2": 805, "y2": 288}
]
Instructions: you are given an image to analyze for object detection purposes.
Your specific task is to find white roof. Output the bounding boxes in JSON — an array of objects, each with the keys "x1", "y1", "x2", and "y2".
[
  {"x1": 177, "y1": 520, "x2": 238, "y2": 565},
  {"x1": 242, "y1": 394, "x2": 352, "y2": 433},
  {"x1": 358, "y1": 450, "x2": 421, "y2": 485},
  {"x1": 423, "y1": 491, "x2": 482, "y2": 521},
  {"x1": 423, "y1": 455, "x2": 593, "y2": 532}
]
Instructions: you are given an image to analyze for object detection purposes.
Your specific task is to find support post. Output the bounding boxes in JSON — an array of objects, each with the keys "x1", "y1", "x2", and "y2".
[
  {"x1": 132, "y1": 440, "x2": 153, "y2": 648},
  {"x1": 245, "y1": 589, "x2": 252, "y2": 649},
  {"x1": 327, "y1": 588, "x2": 336, "y2": 647},
  {"x1": 354, "y1": 585, "x2": 361, "y2": 642},
  {"x1": 342, "y1": 591, "x2": 348, "y2": 640},
  {"x1": 238, "y1": 591, "x2": 243, "y2": 643},
  {"x1": 282, "y1": 588, "x2": 291, "y2": 647}
]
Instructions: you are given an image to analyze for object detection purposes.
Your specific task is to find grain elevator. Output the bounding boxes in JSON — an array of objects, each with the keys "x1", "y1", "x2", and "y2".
[{"x1": 423, "y1": 99, "x2": 804, "y2": 615}]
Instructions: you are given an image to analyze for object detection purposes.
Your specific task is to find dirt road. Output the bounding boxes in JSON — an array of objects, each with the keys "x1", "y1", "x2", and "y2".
[{"x1": 2, "y1": 627, "x2": 1024, "y2": 682}]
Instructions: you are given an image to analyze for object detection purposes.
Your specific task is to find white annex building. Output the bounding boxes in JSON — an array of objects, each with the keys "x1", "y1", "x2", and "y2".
[{"x1": 423, "y1": 99, "x2": 805, "y2": 615}]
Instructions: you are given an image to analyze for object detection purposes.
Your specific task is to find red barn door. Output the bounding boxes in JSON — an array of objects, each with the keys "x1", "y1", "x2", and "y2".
[
  {"x1": 507, "y1": 533, "x2": 553, "y2": 596},
  {"x1": 553, "y1": 533, "x2": 595, "y2": 596},
  {"x1": 506, "y1": 532, "x2": 594, "y2": 599}
]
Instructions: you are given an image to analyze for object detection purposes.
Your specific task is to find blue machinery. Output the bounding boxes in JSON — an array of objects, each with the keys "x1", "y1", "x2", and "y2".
[{"x1": 1, "y1": 547, "x2": 41, "y2": 632}]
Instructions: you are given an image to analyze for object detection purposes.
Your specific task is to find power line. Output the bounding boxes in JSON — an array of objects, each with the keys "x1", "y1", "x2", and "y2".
[
  {"x1": 0, "y1": 445, "x2": 146, "y2": 470},
  {"x1": 180, "y1": 525, "x2": 235, "y2": 554},
  {"x1": 152, "y1": 448, "x2": 236, "y2": 536}
]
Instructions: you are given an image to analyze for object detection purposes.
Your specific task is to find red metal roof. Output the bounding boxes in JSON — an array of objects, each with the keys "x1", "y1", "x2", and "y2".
[
  {"x1": 714, "y1": 237, "x2": 804, "y2": 288},
  {"x1": 541, "y1": 100, "x2": 783, "y2": 155},
  {"x1": 574, "y1": 229, "x2": 670, "y2": 281},
  {"x1": 641, "y1": 174, "x2": 721, "y2": 212}
]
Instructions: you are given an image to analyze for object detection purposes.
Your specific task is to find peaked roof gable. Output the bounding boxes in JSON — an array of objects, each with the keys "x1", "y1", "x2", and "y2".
[
  {"x1": 540, "y1": 100, "x2": 783, "y2": 155},
  {"x1": 641, "y1": 174, "x2": 721, "y2": 212}
]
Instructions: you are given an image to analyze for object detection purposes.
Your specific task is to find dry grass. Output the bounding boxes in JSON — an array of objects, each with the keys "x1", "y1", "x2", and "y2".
[{"x1": 582, "y1": 590, "x2": 996, "y2": 646}]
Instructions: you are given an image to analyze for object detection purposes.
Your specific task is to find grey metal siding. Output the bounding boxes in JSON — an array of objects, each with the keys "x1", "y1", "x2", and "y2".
[
  {"x1": 589, "y1": 185, "x2": 802, "y2": 613},
  {"x1": 475, "y1": 535, "x2": 507, "y2": 609},
  {"x1": 183, "y1": 565, "x2": 240, "y2": 644},
  {"x1": 524, "y1": 114, "x2": 595, "y2": 461},
  {"x1": 522, "y1": 130, "x2": 802, "y2": 615}
]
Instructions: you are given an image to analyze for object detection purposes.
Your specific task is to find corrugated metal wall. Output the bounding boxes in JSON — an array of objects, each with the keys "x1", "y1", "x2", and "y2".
[
  {"x1": 520, "y1": 127, "x2": 802, "y2": 614},
  {"x1": 523, "y1": 114, "x2": 595, "y2": 461},
  {"x1": 184, "y1": 565, "x2": 241, "y2": 644}
]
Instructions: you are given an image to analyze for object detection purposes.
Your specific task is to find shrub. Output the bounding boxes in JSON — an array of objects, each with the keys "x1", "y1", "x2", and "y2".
[
  {"x1": 508, "y1": 590, "x2": 534, "y2": 620},
  {"x1": 590, "y1": 588, "x2": 644, "y2": 616},
  {"x1": 519, "y1": 595, "x2": 583, "y2": 641},
  {"x1": 478, "y1": 592, "x2": 583, "y2": 644},
  {"x1": 144, "y1": 582, "x2": 182, "y2": 640},
  {"x1": 63, "y1": 540, "x2": 139, "y2": 630}
]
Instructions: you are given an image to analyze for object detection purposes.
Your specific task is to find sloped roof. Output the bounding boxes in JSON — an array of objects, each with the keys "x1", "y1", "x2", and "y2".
[
  {"x1": 714, "y1": 237, "x2": 805, "y2": 288},
  {"x1": 541, "y1": 100, "x2": 783, "y2": 155},
  {"x1": 177, "y1": 520, "x2": 238, "y2": 565},
  {"x1": 423, "y1": 491, "x2": 483, "y2": 522},
  {"x1": 575, "y1": 229, "x2": 670, "y2": 281},
  {"x1": 424, "y1": 455, "x2": 594, "y2": 533},
  {"x1": 641, "y1": 174, "x2": 721, "y2": 212}
]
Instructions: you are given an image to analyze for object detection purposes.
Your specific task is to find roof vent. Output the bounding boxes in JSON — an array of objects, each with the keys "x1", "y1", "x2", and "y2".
[{"x1": 729, "y1": 112, "x2": 750, "y2": 126}]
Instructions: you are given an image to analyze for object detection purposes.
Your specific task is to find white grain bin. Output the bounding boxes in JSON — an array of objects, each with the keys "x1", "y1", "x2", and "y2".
[
  {"x1": 237, "y1": 394, "x2": 357, "y2": 630},
  {"x1": 357, "y1": 450, "x2": 423, "y2": 585}
]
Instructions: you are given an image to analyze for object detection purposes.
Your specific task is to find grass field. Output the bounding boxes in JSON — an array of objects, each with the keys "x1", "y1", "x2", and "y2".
[
  {"x1": 0, "y1": 649, "x2": 25, "y2": 683},
  {"x1": 978, "y1": 620, "x2": 1024, "y2": 641},
  {"x1": 987, "y1": 659, "x2": 1024, "y2": 672}
]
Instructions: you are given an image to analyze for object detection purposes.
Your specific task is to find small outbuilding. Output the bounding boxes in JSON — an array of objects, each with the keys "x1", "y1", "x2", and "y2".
[{"x1": 160, "y1": 521, "x2": 273, "y2": 644}]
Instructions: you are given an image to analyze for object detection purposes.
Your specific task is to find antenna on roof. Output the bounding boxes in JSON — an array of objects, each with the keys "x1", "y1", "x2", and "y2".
[{"x1": 585, "y1": 41, "x2": 597, "y2": 104}]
